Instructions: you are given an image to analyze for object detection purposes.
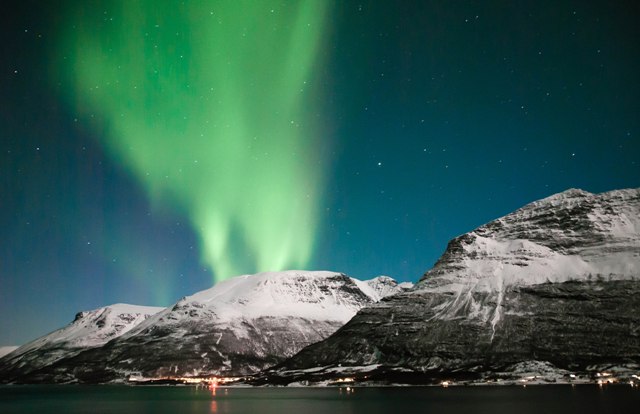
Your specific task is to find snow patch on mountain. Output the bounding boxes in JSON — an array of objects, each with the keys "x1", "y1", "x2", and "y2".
[
  {"x1": 0, "y1": 347, "x2": 18, "y2": 359},
  {"x1": 355, "y1": 275, "x2": 413, "y2": 301}
]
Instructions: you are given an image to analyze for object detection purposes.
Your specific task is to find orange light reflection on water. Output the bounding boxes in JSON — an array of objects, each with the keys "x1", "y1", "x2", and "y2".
[{"x1": 209, "y1": 382, "x2": 218, "y2": 413}]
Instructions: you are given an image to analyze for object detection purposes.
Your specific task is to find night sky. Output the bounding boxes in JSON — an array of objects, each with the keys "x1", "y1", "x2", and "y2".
[{"x1": 1, "y1": 0, "x2": 638, "y2": 346}]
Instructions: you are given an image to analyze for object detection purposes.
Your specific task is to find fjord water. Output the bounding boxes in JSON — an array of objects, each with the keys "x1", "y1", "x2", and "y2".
[{"x1": 1, "y1": 385, "x2": 638, "y2": 413}]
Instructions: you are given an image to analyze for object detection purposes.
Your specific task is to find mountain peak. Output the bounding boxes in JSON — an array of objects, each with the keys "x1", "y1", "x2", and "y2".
[
  {"x1": 527, "y1": 187, "x2": 592, "y2": 206},
  {"x1": 73, "y1": 303, "x2": 164, "y2": 322},
  {"x1": 419, "y1": 187, "x2": 640, "y2": 289},
  {"x1": 550, "y1": 187, "x2": 591, "y2": 198},
  {"x1": 523, "y1": 187, "x2": 638, "y2": 212},
  {"x1": 0, "y1": 303, "x2": 162, "y2": 382}
]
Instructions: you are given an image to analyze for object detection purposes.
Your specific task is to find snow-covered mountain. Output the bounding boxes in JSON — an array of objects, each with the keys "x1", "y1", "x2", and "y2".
[
  {"x1": 1, "y1": 271, "x2": 408, "y2": 383},
  {"x1": 263, "y1": 188, "x2": 640, "y2": 385},
  {"x1": 363, "y1": 275, "x2": 413, "y2": 299},
  {"x1": 126, "y1": 271, "x2": 404, "y2": 338},
  {"x1": 0, "y1": 304, "x2": 163, "y2": 382},
  {"x1": 413, "y1": 188, "x2": 639, "y2": 337}
]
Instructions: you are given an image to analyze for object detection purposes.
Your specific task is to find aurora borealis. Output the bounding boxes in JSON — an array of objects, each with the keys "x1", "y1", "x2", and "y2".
[
  {"x1": 1, "y1": 1, "x2": 639, "y2": 346},
  {"x1": 63, "y1": 1, "x2": 329, "y2": 281}
]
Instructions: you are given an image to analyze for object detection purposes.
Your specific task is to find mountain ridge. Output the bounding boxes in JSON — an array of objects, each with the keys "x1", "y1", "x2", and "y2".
[
  {"x1": 259, "y1": 188, "x2": 640, "y2": 385},
  {"x1": 2, "y1": 188, "x2": 637, "y2": 385},
  {"x1": 0, "y1": 304, "x2": 163, "y2": 381},
  {"x1": 0, "y1": 271, "x2": 409, "y2": 383}
]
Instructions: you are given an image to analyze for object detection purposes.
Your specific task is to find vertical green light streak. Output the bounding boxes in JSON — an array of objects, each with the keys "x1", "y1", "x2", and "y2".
[{"x1": 62, "y1": 1, "x2": 329, "y2": 281}]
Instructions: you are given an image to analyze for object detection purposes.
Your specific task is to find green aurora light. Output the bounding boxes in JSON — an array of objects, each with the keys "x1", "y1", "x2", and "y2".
[{"x1": 60, "y1": 1, "x2": 330, "y2": 282}]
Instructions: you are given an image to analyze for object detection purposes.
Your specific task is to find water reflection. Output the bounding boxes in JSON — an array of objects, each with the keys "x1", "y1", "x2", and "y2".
[
  {"x1": 338, "y1": 386, "x2": 354, "y2": 395},
  {"x1": 1, "y1": 385, "x2": 638, "y2": 414},
  {"x1": 209, "y1": 382, "x2": 218, "y2": 413}
]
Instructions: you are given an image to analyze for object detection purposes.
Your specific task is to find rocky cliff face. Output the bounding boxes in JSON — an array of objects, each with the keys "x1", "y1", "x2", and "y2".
[
  {"x1": 264, "y1": 188, "x2": 640, "y2": 384},
  {"x1": 0, "y1": 271, "x2": 407, "y2": 383}
]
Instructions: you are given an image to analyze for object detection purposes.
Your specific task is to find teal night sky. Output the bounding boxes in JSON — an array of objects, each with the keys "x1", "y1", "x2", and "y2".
[{"x1": 1, "y1": 1, "x2": 638, "y2": 346}]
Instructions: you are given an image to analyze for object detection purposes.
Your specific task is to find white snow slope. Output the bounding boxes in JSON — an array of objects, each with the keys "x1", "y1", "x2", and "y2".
[
  {"x1": 0, "y1": 304, "x2": 163, "y2": 371},
  {"x1": 123, "y1": 270, "x2": 406, "y2": 340},
  {"x1": 0, "y1": 347, "x2": 18, "y2": 359},
  {"x1": 415, "y1": 188, "x2": 640, "y2": 331}
]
